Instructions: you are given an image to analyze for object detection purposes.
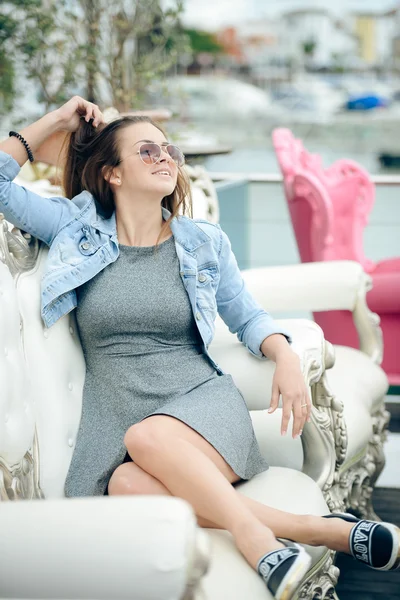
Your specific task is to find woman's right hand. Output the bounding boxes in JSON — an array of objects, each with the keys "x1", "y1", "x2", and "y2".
[{"x1": 53, "y1": 96, "x2": 104, "y2": 133}]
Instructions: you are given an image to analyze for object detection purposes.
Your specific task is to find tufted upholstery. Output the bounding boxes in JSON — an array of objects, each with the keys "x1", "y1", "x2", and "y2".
[
  {"x1": 0, "y1": 261, "x2": 36, "y2": 471},
  {"x1": 16, "y1": 247, "x2": 86, "y2": 498}
]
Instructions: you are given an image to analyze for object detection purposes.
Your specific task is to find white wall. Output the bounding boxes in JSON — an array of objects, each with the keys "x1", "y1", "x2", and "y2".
[
  {"x1": 376, "y1": 13, "x2": 398, "y2": 65},
  {"x1": 278, "y1": 12, "x2": 358, "y2": 67}
]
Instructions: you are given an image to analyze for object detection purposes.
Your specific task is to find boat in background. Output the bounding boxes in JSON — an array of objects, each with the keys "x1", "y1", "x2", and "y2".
[
  {"x1": 154, "y1": 75, "x2": 278, "y2": 122},
  {"x1": 346, "y1": 94, "x2": 390, "y2": 111},
  {"x1": 378, "y1": 152, "x2": 400, "y2": 169}
]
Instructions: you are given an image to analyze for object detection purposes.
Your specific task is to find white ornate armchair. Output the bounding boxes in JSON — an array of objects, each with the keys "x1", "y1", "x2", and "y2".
[{"x1": 0, "y1": 167, "x2": 389, "y2": 600}]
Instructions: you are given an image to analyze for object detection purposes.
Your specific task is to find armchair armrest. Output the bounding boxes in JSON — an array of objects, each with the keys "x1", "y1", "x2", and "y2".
[
  {"x1": 211, "y1": 317, "x2": 328, "y2": 412},
  {"x1": 0, "y1": 496, "x2": 210, "y2": 600},
  {"x1": 241, "y1": 261, "x2": 382, "y2": 363},
  {"x1": 210, "y1": 317, "x2": 340, "y2": 491}
]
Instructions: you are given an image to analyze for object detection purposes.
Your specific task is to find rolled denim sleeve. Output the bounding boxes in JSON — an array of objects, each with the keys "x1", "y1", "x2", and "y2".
[
  {"x1": 0, "y1": 150, "x2": 76, "y2": 246},
  {"x1": 215, "y1": 226, "x2": 292, "y2": 359}
]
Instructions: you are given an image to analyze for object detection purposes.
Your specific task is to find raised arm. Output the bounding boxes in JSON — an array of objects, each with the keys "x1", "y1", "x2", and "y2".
[
  {"x1": 0, "y1": 97, "x2": 104, "y2": 245},
  {"x1": 1, "y1": 112, "x2": 65, "y2": 168},
  {"x1": 0, "y1": 96, "x2": 103, "y2": 167}
]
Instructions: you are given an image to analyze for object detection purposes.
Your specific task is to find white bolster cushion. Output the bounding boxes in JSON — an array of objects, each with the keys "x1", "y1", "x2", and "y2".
[
  {"x1": 241, "y1": 260, "x2": 367, "y2": 313},
  {"x1": 0, "y1": 496, "x2": 206, "y2": 600}
]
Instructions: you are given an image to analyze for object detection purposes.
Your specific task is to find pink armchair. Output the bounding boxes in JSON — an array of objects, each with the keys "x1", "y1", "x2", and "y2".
[{"x1": 273, "y1": 128, "x2": 400, "y2": 386}]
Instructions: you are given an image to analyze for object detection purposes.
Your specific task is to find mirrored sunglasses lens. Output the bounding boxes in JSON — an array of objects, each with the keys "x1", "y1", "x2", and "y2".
[
  {"x1": 167, "y1": 145, "x2": 185, "y2": 166},
  {"x1": 140, "y1": 143, "x2": 161, "y2": 164}
]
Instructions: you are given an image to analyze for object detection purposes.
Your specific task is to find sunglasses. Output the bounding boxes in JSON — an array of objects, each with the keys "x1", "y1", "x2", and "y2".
[{"x1": 136, "y1": 142, "x2": 185, "y2": 167}]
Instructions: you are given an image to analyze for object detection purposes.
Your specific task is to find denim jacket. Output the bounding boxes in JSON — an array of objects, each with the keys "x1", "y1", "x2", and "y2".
[{"x1": 0, "y1": 150, "x2": 291, "y2": 372}]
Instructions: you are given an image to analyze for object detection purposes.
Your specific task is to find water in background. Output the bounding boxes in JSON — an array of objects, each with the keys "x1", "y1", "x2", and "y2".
[
  {"x1": 164, "y1": 73, "x2": 400, "y2": 176},
  {"x1": 203, "y1": 141, "x2": 382, "y2": 175},
  {"x1": 194, "y1": 118, "x2": 400, "y2": 175}
]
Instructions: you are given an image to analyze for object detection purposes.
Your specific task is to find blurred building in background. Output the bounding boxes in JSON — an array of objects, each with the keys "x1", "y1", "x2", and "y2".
[
  {"x1": 211, "y1": 4, "x2": 400, "y2": 75},
  {"x1": 277, "y1": 9, "x2": 358, "y2": 70},
  {"x1": 353, "y1": 7, "x2": 400, "y2": 67}
]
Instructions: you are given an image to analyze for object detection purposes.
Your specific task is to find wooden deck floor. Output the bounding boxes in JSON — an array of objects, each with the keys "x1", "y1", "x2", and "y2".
[{"x1": 335, "y1": 487, "x2": 400, "y2": 600}]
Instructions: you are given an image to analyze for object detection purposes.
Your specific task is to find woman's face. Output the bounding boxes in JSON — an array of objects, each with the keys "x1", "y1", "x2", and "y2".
[{"x1": 115, "y1": 122, "x2": 179, "y2": 199}]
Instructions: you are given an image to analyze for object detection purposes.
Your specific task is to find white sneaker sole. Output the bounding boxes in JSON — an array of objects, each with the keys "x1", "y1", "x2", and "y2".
[{"x1": 274, "y1": 546, "x2": 312, "y2": 600}]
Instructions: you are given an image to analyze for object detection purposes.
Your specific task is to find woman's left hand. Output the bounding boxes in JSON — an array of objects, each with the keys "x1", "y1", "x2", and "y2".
[{"x1": 268, "y1": 351, "x2": 312, "y2": 439}]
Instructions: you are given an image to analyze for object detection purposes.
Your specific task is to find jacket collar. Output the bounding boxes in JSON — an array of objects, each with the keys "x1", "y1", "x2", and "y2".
[{"x1": 90, "y1": 197, "x2": 211, "y2": 253}]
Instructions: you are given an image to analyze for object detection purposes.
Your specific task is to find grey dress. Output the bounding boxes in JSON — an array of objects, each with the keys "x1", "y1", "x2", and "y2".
[{"x1": 64, "y1": 235, "x2": 268, "y2": 497}]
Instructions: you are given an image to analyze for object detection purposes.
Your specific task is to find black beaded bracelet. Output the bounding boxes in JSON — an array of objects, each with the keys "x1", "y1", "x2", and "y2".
[{"x1": 9, "y1": 131, "x2": 34, "y2": 163}]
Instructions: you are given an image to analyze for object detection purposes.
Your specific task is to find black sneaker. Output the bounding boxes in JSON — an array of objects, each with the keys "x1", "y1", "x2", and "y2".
[
  {"x1": 323, "y1": 512, "x2": 400, "y2": 571},
  {"x1": 257, "y1": 539, "x2": 312, "y2": 600}
]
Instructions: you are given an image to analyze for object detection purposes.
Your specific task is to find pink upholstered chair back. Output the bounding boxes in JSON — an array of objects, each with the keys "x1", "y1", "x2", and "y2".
[
  {"x1": 273, "y1": 128, "x2": 400, "y2": 385},
  {"x1": 273, "y1": 128, "x2": 376, "y2": 272}
]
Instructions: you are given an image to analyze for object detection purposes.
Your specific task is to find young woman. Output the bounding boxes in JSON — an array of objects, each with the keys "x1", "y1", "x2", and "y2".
[{"x1": 0, "y1": 96, "x2": 398, "y2": 599}]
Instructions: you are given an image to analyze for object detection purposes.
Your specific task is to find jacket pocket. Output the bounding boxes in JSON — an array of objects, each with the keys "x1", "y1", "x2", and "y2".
[
  {"x1": 57, "y1": 226, "x2": 100, "y2": 266},
  {"x1": 196, "y1": 263, "x2": 219, "y2": 312}
]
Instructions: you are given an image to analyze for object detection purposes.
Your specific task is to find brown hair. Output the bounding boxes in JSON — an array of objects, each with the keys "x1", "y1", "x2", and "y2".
[{"x1": 62, "y1": 116, "x2": 192, "y2": 244}]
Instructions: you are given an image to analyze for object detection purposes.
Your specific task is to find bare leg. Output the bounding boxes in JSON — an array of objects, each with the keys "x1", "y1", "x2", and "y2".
[
  {"x1": 118, "y1": 416, "x2": 352, "y2": 570},
  {"x1": 109, "y1": 459, "x2": 351, "y2": 553},
  {"x1": 123, "y1": 416, "x2": 284, "y2": 570}
]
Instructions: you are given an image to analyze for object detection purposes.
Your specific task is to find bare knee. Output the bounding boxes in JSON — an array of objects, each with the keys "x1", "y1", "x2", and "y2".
[
  {"x1": 124, "y1": 417, "x2": 240, "y2": 485},
  {"x1": 108, "y1": 463, "x2": 141, "y2": 496},
  {"x1": 108, "y1": 462, "x2": 167, "y2": 496},
  {"x1": 123, "y1": 418, "x2": 170, "y2": 459}
]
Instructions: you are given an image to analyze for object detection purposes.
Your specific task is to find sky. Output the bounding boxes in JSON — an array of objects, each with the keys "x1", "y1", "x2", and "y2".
[{"x1": 181, "y1": 0, "x2": 400, "y2": 30}]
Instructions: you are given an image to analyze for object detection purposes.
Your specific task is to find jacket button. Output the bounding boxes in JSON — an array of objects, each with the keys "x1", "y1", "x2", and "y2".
[
  {"x1": 68, "y1": 438, "x2": 74, "y2": 448},
  {"x1": 195, "y1": 312, "x2": 201, "y2": 320},
  {"x1": 198, "y1": 274, "x2": 207, "y2": 283},
  {"x1": 82, "y1": 242, "x2": 90, "y2": 250}
]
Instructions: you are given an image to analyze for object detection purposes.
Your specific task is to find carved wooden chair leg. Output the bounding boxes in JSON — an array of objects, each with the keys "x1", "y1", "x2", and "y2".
[
  {"x1": 369, "y1": 403, "x2": 391, "y2": 487},
  {"x1": 349, "y1": 403, "x2": 391, "y2": 522},
  {"x1": 299, "y1": 549, "x2": 339, "y2": 599}
]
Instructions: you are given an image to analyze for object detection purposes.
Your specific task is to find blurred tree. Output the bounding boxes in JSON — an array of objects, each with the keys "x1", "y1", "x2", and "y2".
[
  {"x1": 302, "y1": 39, "x2": 316, "y2": 57},
  {"x1": 302, "y1": 38, "x2": 317, "y2": 70},
  {"x1": 81, "y1": 0, "x2": 100, "y2": 103},
  {"x1": 184, "y1": 28, "x2": 224, "y2": 55},
  {"x1": 99, "y1": 0, "x2": 189, "y2": 110},
  {"x1": 0, "y1": 11, "x2": 18, "y2": 112},
  {"x1": 1, "y1": 0, "x2": 87, "y2": 112},
  {"x1": 0, "y1": 0, "x2": 188, "y2": 115}
]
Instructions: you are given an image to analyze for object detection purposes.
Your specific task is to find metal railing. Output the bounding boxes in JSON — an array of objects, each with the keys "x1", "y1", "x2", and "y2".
[{"x1": 209, "y1": 172, "x2": 400, "y2": 186}]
